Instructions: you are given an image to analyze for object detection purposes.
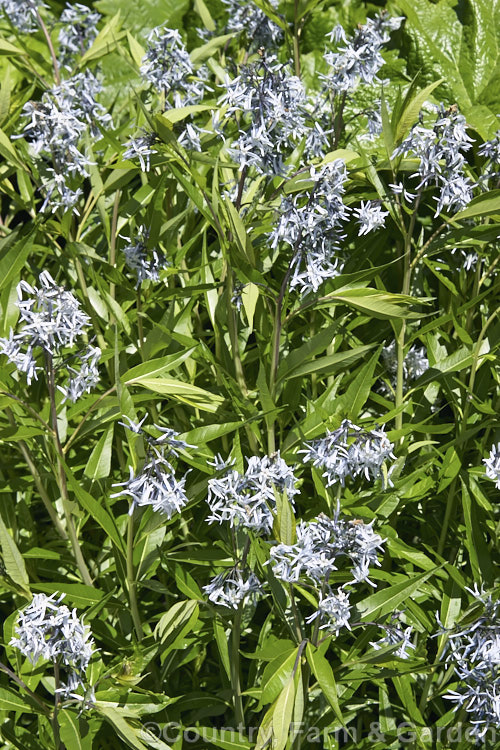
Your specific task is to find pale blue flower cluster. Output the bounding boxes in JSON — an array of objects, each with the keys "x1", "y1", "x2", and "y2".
[
  {"x1": 10, "y1": 593, "x2": 95, "y2": 703},
  {"x1": 18, "y1": 71, "x2": 110, "y2": 212},
  {"x1": 203, "y1": 568, "x2": 263, "y2": 609},
  {"x1": 58, "y1": 2, "x2": 100, "y2": 68},
  {"x1": 206, "y1": 452, "x2": 299, "y2": 534},
  {"x1": 301, "y1": 419, "x2": 396, "y2": 489},
  {"x1": 120, "y1": 225, "x2": 169, "y2": 287},
  {"x1": 222, "y1": 0, "x2": 282, "y2": 49},
  {"x1": 141, "y1": 27, "x2": 209, "y2": 107},
  {"x1": 0, "y1": 0, "x2": 45, "y2": 32},
  {"x1": 0, "y1": 271, "x2": 100, "y2": 400},
  {"x1": 322, "y1": 13, "x2": 403, "y2": 94},
  {"x1": 270, "y1": 160, "x2": 350, "y2": 294},
  {"x1": 440, "y1": 588, "x2": 500, "y2": 740},
  {"x1": 112, "y1": 416, "x2": 194, "y2": 517},
  {"x1": 392, "y1": 105, "x2": 475, "y2": 216}
]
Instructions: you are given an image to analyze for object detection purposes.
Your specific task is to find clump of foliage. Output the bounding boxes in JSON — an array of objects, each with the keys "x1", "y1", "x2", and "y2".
[{"x1": 0, "y1": 0, "x2": 498, "y2": 748}]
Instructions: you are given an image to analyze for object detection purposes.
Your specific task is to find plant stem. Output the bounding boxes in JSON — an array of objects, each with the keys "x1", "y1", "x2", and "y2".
[
  {"x1": 6, "y1": 407, "x2": 67, "y2": 539},
  {"x1": 395, "y1": 192, "x2": 421, "y2": 436},
  {"x1": 268, "y1": 259, "x2": 295, "y2": 454},
  {"x1": 127, "y1": 510, "x2": 143, "y2": 640},
  {"x1": 36, "y1": 9, "x2": 60, "y2": 85},
  {"x1": 231, "y1": 602, "x2": 245, "y2": 730},
  {"x1": 293, "y1": 0, "x2": 301, "y2": 78},
  {"x1": 437, "y1": 304, "x2": 500, "y2": 556},
  {"x1": 52, "y1": 661, "x2": 61, "y2": 750},
  {"x1": 46, "y1": 354, "x2": 93, "y2": 586}
]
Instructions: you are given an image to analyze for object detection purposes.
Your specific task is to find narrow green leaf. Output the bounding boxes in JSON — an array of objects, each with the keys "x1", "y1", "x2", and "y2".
[
  {"x1": 155, "y1": 600, "x2": 199, "y2": 651},
  {"x1": 395, "y1": 78, "x2": 445, "y2": 143},
  {"x1": 63, "y1": 460, "x2": 126, "y2": 554},
  {"x1": 454, "y1": 190, "x2": 500, "y2": 220},
  {"x1": 0, "y1": 513, "x2": 30, "y2": 595},
  {"x1": 272, "y1": 675, "x2": 296, "y2": 750},
  {"x1": 58, "y1": 710, "x2": 92, "y2": 750},
  {"x1": 127, "y1": 377, "x2": 224, "y2": 412},
  {"x1": 306, "y1": 643, "x2": 344, "y2": 726},
  {"x1": 357, "y1": 568, "x2": 438, "y2": 620},
  {"x1": 84, "y1": 424, "x2": 114, "y2": 481}
]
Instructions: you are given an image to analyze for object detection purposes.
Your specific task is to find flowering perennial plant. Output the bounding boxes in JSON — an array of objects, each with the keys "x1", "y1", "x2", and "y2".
[
  {"x1": 18, "y1": 70, "x2": 110, "y2": 211},
  {"x1": 10, "y1": 593, "x2": 95, "y2": 701},
  {"x1": 112, "y1": 417, "x2": 194, "y2": 517},
  {"x1": 0, "y1": 0, "x2": 499, "y2": 746},
  {"x1": 301, "y1": 420, "x2": 396, "y2": 488},
  {"x1": 222, "y1": 0, "x2": 282, "y2": 49},
  {"x1": 322, "y1": 13, "x2": 404, "y2": 94},
  {"x1": 270, "y1": 160, "x2": 349, "y2": 294},
  {"x1": 206, "y1": 453, "x2": 299, "y2": 534},
  {"x1": 0, "y1": 271, "x2": 100, "y2": 399},
  {"x1": 0, "y1": 0, "x2": 45, "y2": 32},
  {"x1": 120, "y1": 225, "x2": 169, "y2": 287},
  {"x1": 392, "y1": 105, "x2": 475, "y2": 215},
  {"x1": 203, "y1": 568, "x2": 263, "y2": 609},
  {"x1": 440, "y1": 590, "x2": 500, "y2": 740},
  {"x1": 58, "y1": 2, "x2": 101, "y2": 68},
  {"x1": 141, "y1": 27, "x2": 209, "y2": 107}
]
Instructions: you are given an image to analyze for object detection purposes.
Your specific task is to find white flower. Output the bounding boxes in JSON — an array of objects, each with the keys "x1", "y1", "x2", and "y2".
[
  {"x1": 306, "y1": 587, "x2": 351, "y2": 635},
  {"x1": 440, "y1": 589, "x2": 500, "y2": 740},
  {"x1": 370, "y1": 613, "x2": 415, "y2": 659},
  {"x1": 0, "y1": 0, "x2": 46, "y2": 32},
  {"x1": 484, "y1": 444, "x2": 500, "y2": 489},
  {"x1": 321, "y1": 13, "x2": 403, "y2": 94},
  {"x1": 392, "y1": 105, "x2": 475, "y2": 216},
  {"x1": 301, "y1": 419, "x2": 396, "y2": 489},
  {"x1": 10, "y1": 593, "x2": 96, "y2": 702},
  {"x1": 58, "y1": 3, "x2": 101, "y2": 68},
  {"x1": 120, "y1": 225, "x2": 169, "y2": 287},
  {"x1": 353, "y1": 200, "x2": 388, "y2": 235},
  {"x1": 140, "y1": 26, "x2": 209, "y2": 107},
  {"x1": 204, "y1": 568, "x2": 263, "y2": 609},
  {"x1": 269, "y1": 512, "x2": 384, "y2": 586},
  {"x1": 206, "y1": 452, "x2": 299, "y2": 534}
]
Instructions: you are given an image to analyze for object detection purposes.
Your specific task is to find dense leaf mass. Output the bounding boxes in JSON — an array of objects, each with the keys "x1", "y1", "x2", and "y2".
[{"x1": 0, "y1": 0, "x2": 498, "y2": 748}]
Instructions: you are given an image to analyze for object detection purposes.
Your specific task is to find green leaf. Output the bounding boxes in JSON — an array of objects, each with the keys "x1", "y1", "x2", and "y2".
[
  {"x1": 0, "y1": 513, "x2": 30, "y2": 596},
  {"x1": 454, "y1": 190, "x2": 500, "y2": 220},
  {"x1": 95, "y1": 0, "x2": 189, "y2": 34},
  {"x1": 0, "y1": 686, "x2": 44, "y2": 713},
  {"x1": 273, "y1": 491, "x2": 296, "y2": 546},
  {"x1": 357, "y1": 567, "x2": 438, "y2": 620},
  {"x1": 78, "y1": 12, "x2": 125, "y2": 65},
  {"x1": 317, "y1": 287, "x2": 420, "y2": 319},
  {"x1": 84, "y1": 424, "x2": 114, "y2": 481},
  {"x1": 460, "y1": 479, "x2": 493, "y2": 582},
  {"x1": 278, "y1": 344, "x2": 375, "y2": 384},
  {"x1": 334, "y1": 345, "x2": 381, "y2": 420},
  {"x1": 394, "y1": 78, "x2": 445, "y2": 143},
  {"x1": 261, "y1": 647, "x2": 298, "y2": 705},
  {"x1": 63, "y1": 460, "x2": 126, "y2": 554},
  {"x1": 58, "y1": 711, "x2": 92, "y2": 750},
  {"x1": 0, "y1": 38, "x2": 27, "y2": 56},
  {"x1": 32, "y1": 583, "x2": 105, "y2": 607},
  {"x1": 127, "y1": 376, "x2": 224, "y2": 412},
  {"x1": 96, "y1": 705, "x2": 172, "y2": 750},
  {"x1": 190, "y1": 34, "x2": 233, "y2": 64},
  {"x1": 200, "y1": 730, "x2": 251, "y2": 749},
  {"x1": 159, "y1": 105, "x2": 215, "y2": 127},
  {"x1": 120, "y1": 349, "x2": 196, "y2": 382},
  {"x1": 272, "y1": 675, "x2": 296, "y2": 750},
  {"x1": 155, "y1": 600, "x2": 199, "y2": 652},
  {"x1": 306, "y1": 643, "x2": 344, "y2": 726}
]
